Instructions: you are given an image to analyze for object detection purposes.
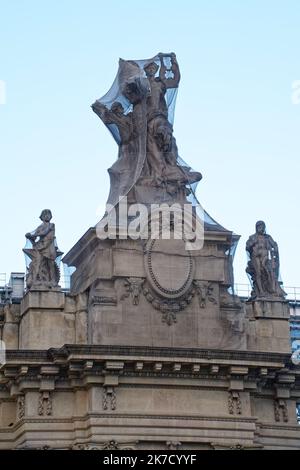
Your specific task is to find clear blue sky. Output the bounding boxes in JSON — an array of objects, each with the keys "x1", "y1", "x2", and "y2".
[{"x1": 1, "y1": 1, "x2": 300, "y2": 288}]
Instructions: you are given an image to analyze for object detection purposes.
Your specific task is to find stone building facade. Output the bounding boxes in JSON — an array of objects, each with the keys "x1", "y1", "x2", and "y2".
[
  {"x1": 0, "y1": 221, "x2": 299, "y2": 450},
  {"x1": 1, "y1": 52, "x2": 299, "y2": 450}
]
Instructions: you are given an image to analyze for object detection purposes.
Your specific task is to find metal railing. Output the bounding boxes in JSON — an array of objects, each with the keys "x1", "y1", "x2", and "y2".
[
  {"x1": 284, "y1": 286, "x2": 300, "y2": 303},
  {"x1": 234, "y1": 283, "x2": 251, "y2": 298},
  {"x1": 233, "y1": 283, "x2": 300, "y2": 303},
  {"x1": 1, "y1": 273, "x2": 300, "y2": 302}
]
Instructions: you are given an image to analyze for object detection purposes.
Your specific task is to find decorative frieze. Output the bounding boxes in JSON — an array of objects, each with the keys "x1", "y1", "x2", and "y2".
[
  {"x1": 102, "y1": 440, "x2": 119, "y2": 450},
  {"x1": 72, "y1": 441, "x2": 136, "y2": 451}
]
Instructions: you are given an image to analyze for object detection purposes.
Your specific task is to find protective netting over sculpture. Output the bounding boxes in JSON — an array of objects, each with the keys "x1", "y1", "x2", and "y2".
[
  {"x1": 92, "y1": 53, "x2": 204, "y2": 211},
  {"x1": 60, "y1": 53, "x2": 240, "y2": 292}
]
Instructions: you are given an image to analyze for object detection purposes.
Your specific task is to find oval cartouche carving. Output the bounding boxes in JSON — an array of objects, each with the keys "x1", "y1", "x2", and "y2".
[{"x1": 145, "y1": 238, "x2": 194, "y2": 299}]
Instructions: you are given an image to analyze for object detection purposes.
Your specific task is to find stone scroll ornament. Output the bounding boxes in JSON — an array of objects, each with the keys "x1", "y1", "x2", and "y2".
[
  {"x1": 91, "y1": 52, "x2": 202, "y2": 207},
  {"x1": 246, "y1": 221, "x2": 286, "y2": 300},
  {"x1": 23, "y1": 209, "x2": 63, "y2": 290}
]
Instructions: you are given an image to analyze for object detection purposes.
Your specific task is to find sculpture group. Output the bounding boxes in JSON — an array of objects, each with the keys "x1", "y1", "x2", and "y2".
[
  {"x1": 6, "y1": 51, "x2": 295, "y2": 453},
  {"x1": 24, "y1": 215, "x2": 285, "y2": 299},
  {"x1": 92, "y1": 53, "x2": 201, "y2": 206},
  {"x1": 23, "y1": 54, "x2": 286, "y2": 303}
]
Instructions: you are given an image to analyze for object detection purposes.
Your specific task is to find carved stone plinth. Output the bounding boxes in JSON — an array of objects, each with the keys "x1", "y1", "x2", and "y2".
[
  {"x1": 19, "y1": 290, "x2": 75, "y2": 349},
  {"x1": 246, "y1": 299, "x2": 291, "y2": 353},
  {"x1": 246, "y1": 299, "x2": 290, "y2": 320},
  {"x1": 1, "y1": 53, "x2": 299, "y2": 450}
]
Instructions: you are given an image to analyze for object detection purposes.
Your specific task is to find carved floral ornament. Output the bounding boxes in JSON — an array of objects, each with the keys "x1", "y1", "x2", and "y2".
[
  {"x1": 122, "y1": 275, "x2": 217, "y2": 325},
  {"x1": 143, "y1": 285, "x2": 194, "y2": 325},
  {"x1": 228, "y1": 391, "x2": 242, "y2": 415},
  {"x1": 72, "y1": 441, "x2": 137, "y2": 450},
  {"x1": 17, "y1": 394, "x2": 25, "y2": 420},
  {"x1": 274, "y1": 399, "x2": 289, "y2": 423},
  {"x1": 38, "y1": 391, "x2": 52, "y2": 416},
  {"x1": 102, "y1": 386, "x2": 117, "y2": 411},
  {"x1": 122, "y1": 278, "x2": 145, "y2": 305}
]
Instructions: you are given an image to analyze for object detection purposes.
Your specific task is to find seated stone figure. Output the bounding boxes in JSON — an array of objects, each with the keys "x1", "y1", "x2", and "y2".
[
  {"x1": 24, "y1": 209, "x2": 61, "y2": 289},
  {"x1": 246, "y1": 220, "x2": 285, "y2": 300}
]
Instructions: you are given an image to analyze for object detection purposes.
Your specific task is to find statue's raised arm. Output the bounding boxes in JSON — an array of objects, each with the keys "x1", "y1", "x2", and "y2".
[{"x1": 159, "y1": 52, "x2": 181, "y2": 89}]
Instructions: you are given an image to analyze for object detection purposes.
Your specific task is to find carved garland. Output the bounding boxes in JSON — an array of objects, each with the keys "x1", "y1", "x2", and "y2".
[
  {"x1": 72, "y1": 441, "x2": 136, "y2": 450},
  {"x1": 143, "y1": 286, "x2": 195, "y2": 326},
  {"x1": 142, "y1": 281, "x2": 217, "y2": 325},
  {"x1": 121, "y1": 274, "x2": 217, "y2": 326}
]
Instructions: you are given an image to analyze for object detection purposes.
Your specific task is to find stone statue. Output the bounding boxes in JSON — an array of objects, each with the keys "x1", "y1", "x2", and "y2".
[
  {"x1": 92, "y1": 52, "x2": 202, "y2": 207},
  {"x1": 142, "y1": 54, "x2": 200, "y2": 189},
  {"x1": 92, "y1": 101, "x2": 134, "y2": 147},
  {"x1": 23, "y1": 209, "x2": 62, "y2": 289},
  {"x1": 246, "y1": 221, "x2": 285, "y2": 300}
]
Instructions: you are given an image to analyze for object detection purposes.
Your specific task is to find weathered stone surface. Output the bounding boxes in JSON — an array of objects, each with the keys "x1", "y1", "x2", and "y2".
[
  {"x1": 1, "y1": 53, "x2": 299, "y2": 450},
  {"x1": 23, "y1": 210, "x2": 62, "y2": 290},
  {"x1": 246, "y1": 221, "x2": 286, "y2": 301},
  {"x1": 246, "y1": 299, "x2": 290, "y2": 319},
  {"x1": 0, "y1": 346, "x2": 299, "y2": 449},
  {"x1": 19, "y1": 290, "x2": 75, "y2": 349}
]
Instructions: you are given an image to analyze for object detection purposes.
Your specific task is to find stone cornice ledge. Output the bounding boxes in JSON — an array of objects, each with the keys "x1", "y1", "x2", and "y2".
[{"x1": 4, "y1": 345, "x2": 291, "y2": 366}]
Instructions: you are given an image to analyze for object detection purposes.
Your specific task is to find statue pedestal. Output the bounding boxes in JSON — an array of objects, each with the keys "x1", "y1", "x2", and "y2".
[
  {"x1": 63, "y1": 225, "x2": 246, "y2": 350},
  {"x1": 19, "y1": 289, "x2": 75, "y2": 349},
  {"x1": 246, "y1": 298, "x2": 290, "y2": 320},
  {"x1": 246, "y1": 299, "x2": 291, "y2": 353}
]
